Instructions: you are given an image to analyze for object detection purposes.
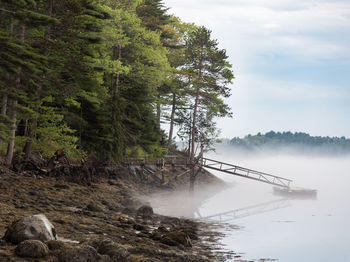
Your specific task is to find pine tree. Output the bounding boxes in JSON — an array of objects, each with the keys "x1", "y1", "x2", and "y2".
[
  {"x1": 185, "y1": 26, "x2": 234, "y2": 190},
  {"x1": 0, "y1": 0, "x2": 56, "y2": 165},
  {"x1": 136, "y1": 0, "x2": 175, "y2": 134},
  {"x1": 163, "y1": 18, "x2": 197, "y2": 148},
  {"x1": 117, "y1": 7, "x2": 170, "y2": 158}
]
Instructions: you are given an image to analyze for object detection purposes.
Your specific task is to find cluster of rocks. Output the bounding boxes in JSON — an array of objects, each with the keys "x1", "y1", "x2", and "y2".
[
  {"x1": 1, "y1": 208, "x2": 204, "y2": 262},
  {"x1": 0, "y1": 158, "x2": 229, "y2": 262}
]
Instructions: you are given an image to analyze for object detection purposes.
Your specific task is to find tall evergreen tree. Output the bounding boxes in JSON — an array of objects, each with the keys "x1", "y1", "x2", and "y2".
[
  {"x1": 185, "y1": 26, "x2": 234, "y2": 160},
  {"x1": 185, "y1": 26, "x2": 234, "y2": 190},
  {"x1": 0, "y1": 0, "x2": 56, "y2": 165},
  {"x1": 136, "y1": 0, "x2": 175, "y2": 133},
  {"x1": 163, "y1": 18, "x2": 197, "y2": 148}
]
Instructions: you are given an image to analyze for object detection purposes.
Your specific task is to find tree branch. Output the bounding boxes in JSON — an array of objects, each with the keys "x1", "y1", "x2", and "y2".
[{"x1": 0, "y1": 8, "x2": 16, "y2": 14}]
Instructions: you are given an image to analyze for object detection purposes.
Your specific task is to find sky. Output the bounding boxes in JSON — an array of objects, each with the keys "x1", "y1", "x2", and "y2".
[{"x1": 163, "y1": 0, "x2": 350, "y2": 138}]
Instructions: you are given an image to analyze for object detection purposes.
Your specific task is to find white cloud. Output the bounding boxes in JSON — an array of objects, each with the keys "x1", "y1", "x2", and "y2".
[
  {"x1": 165, "y1": 0, "x2": 350, "y2": 64},
  {"x1": 163, "y1": 0, "x2": 350, "y2": 137}
]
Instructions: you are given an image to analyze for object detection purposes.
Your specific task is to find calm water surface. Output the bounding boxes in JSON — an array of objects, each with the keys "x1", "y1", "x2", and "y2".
[
  {"x1": 152, "y1": 151, "x2": 350, "y2": 261},
  {"x1": 199, "y1": 151, "x2": 350, "y2": 261}
]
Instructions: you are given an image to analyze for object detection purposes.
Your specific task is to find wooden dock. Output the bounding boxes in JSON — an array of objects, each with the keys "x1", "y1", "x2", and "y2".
[
  {"x1": 200, "y1": 157, "x2": 292, "y2": 188},
  {"x1": 123, "y1": 155, "x2": 297, "y2": 189}
]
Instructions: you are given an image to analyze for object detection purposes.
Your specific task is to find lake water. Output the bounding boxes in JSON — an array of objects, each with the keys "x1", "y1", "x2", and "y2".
[{"x1": 151, "y1": 149, "x2": 350, "y2": 261}]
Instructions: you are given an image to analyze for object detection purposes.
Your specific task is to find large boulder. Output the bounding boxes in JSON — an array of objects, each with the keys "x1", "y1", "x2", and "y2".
[
  {"x1": 14, "y1": 240, "x2": 49, "y2": 258},
  {"x1": 4, "y1": 214, "x2": 56, "y2": 244}
]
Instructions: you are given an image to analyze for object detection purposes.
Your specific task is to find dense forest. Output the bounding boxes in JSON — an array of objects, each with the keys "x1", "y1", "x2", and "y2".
[
  {"x1": 228, "y1": 131, "x2": 350, "y2": 153},
  {"x1": 0, "y1": 0, "x2": 234, "y2": 166}
]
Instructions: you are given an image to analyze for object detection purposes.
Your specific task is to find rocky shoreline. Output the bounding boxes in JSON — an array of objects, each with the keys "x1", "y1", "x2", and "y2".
[{"x1": 0, "y1": 160, "x2": 235, "y2": 261}]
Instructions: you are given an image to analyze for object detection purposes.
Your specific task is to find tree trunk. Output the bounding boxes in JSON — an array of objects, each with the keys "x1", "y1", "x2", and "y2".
[
  {"x1": 190, "y1": 62, "x2": 203, "y2": 162},
  {"x1": 115, "y1": 44, "x2": 121, "y2": 97},
  {"x1": 1, "y1": 95, "x2": 7, "y2": 116},
  {"x1": 5, "y1": 99, "x2": 17, "y2": 166},
  {"x1": 167, "y1": 92, "x2": 176, "y2": 147},
  {"x1": 23, "y1": 118, "x2": 37, "y2": 160},
  {"x1": 112, "y1": 44, "x2": 122, "y2": 121},
  {"x1": 6, "y1": 23, "x2": 25, "y2": 166},
  {"x1": 0, "y1": 95, "x2": 8, "y2": 148},
  {"x1": 190, "y1": 85, "x2": 200, "y2": 192},
  {"x1": 188, "y1": 113, "x2": 191, "y2": 158},
  {"x1": 0, "y1": 16, "x2": 14, "y2": 148},
  {"x1": 190, "y1": 59, "x2": 203, "y2": 192},
  {"x1": 23, "y1": 1, "x2": 53, "y2": 159},
  {"x1": 156, "y1": 94, "x2": 161, "y2": 131}
]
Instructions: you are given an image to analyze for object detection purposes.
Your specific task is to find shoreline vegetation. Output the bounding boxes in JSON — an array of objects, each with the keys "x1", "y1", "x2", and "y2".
[{"x1": 224, "y1": 131, "x2": 350, "y2": 155}]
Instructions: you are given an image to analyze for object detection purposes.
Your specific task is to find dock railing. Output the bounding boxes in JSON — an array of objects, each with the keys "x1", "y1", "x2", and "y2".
[
  {"x1": 201, "y1": 157, "x2": 292, "y2": 188},
  {"x1": 123, "y1": 155, "x2": 292, "y2": 188}
]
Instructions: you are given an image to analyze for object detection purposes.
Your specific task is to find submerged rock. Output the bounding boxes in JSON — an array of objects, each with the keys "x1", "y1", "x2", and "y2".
[
  {"x1": 14, "y1": 240, "x2": 49, "y2": 258},
  {"x1": 4, "y1": 214, "x2": 56, "y2": 244}
]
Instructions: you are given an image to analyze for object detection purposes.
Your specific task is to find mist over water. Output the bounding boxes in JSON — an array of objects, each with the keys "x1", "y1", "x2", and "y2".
[
  {"x1": 149, "y1": 146, "x2": 350, "y2": 261},
  {"x1": 206, "y1": 147, "x2": 350, "y2": 261}
]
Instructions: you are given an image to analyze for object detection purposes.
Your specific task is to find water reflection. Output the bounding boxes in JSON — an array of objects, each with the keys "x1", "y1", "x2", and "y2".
[
  {"x1": 150, "y1": 184, "x2": 318, "y2": 220},
  {"x1": 200, "y1": 198, "x2": 291, "y2": 222}
]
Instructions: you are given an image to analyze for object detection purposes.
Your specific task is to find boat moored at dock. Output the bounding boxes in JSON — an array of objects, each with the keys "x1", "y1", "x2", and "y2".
[{"x1": 273, "y1": 186, "x2": 317, "y2": 199}]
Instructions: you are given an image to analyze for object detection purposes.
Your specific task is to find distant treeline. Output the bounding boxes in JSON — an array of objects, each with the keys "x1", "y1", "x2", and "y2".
[{"x1": 227, "y1": 131, "x2": 350, "y2": 153}]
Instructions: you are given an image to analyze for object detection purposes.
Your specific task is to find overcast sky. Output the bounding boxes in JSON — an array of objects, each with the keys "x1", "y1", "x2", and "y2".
[{"x1": 163, "y1": 0, "x2": 350, "y2": 138}]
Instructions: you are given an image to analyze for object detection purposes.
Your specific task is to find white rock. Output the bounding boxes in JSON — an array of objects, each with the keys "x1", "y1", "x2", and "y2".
[{"x1": 4, "y1": 214, "x2": 56, "y2": 244}]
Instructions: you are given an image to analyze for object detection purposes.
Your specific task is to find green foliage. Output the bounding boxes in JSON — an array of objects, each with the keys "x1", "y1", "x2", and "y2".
[
  {"x1": 126, "y1": 144, "x2": 167, "y2": 159},
  {"x1": 185, "y1": 26, "x2": 234, "y2": 104},
  {"x1": 0, "y1": 0, "x2": 233, "y2": 164},
  {"x1": 13, "y1": 97, "x2": 86, "y2": 161},
  {"x1": 177, "y1": 26, "x2": 234, "y2": 156},
  {"x1": 34, "y1": 124, "x2": 84, "y2": 161},
  {"x1": 126, "y1": 145, "x2": 147, "y2": 159},
  {"x1": 33, "y1": 101, "x2": 84, "y2": 159},
  {"x1": 229, "y1": 131, "x2": 350, "y2": 154},
  {"x1": 0, "y1": 110, "x2": 12, "y2": 143}
]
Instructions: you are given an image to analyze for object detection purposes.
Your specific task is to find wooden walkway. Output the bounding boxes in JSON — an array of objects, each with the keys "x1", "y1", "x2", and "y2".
[
  {"x1": 123, "y1": 156, "x2": 293, "y2": 188},
  {"x1": 201, "y1": 157, "x2": 292, "y2": 188}
]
